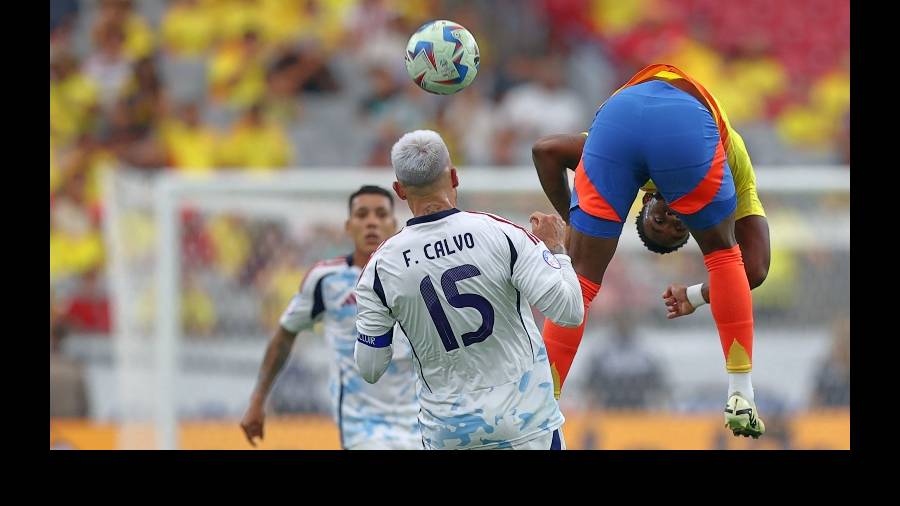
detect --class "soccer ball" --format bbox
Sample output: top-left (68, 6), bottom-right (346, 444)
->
top-left (405, 20), bottom-right (480, 95)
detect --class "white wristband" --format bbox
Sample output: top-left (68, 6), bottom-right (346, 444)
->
top-left (686, 284), bottom-right (707, 308)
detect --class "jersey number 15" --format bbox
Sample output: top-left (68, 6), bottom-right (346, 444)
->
top-left (419, 264), bottom-right (494, 352)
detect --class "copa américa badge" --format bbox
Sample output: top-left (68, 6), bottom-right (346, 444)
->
top-left (543, 250), bottom-right (561, 269)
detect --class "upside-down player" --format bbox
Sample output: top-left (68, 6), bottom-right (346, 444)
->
top-left (532, 64), bottom-right (769, 438)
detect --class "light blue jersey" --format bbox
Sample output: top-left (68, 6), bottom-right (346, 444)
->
top-left (356, 210), bottom-right (582, 449)
top-left (280, 255), bottom-right (421, 449)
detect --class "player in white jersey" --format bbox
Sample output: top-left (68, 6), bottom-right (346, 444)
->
top-left (354, 130), bottom-right (584, 450)
top-left (241, 186), bottom-right (421, 450)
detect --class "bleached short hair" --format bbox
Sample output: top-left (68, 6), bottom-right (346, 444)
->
top-left (390, 130), bottom-right (451, 187)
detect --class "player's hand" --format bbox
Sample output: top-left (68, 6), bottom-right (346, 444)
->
top-left (530, 212), bottom-right (566, 254)
top-left (662, 284), bottom-right (696, 319)
top-left (240, 400), bottom-right (266, 447)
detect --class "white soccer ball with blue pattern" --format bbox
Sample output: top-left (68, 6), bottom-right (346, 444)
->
top-left (405, 20), bottom-right (480, 95)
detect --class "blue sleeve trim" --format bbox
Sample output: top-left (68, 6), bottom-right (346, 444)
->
top-left (311, 275), bottom-right (327, 320)
top-left (357, 329), bottom-right (394, 348)
top-left (372, 261), bottom-right (389, 310)
top-left (504, 233), bottom-right (518, 276)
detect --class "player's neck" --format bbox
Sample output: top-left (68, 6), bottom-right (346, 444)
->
top-left (409, 195), bottom-right (456, 218)
top-left (351, 250), bottom-right (369, 268)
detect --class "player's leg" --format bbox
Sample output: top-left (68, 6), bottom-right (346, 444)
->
top-left (390, 433), bottom-right (426, 450)
top-left (344, 419), bottom-right (425, 450)
top-left (542, 92), bottom-right (648, 399)
top-left (690, 219), bottom-right (764, 438)
top-left (345, 439), bottom-right (392, 450)
top-left (550, 428), bottom-right (566, 450)
top-left (348, 438), bottom-right (423, 450)
top-left (504, 428), bottom-right (566, 450)
top-left (643, 81), bottom-right (763, 437)
top-left (543, 227), bottom-right (616, 398)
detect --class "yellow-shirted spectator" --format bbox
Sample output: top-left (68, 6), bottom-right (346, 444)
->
top-left (54, 136), bottom-right (117, 208)
top-left (121, 12), bottom-right (155, 60)
top-left (95, 0), bottom-right (156, 60)
top-left (208, 31), bottom-right (268, 108)
top-left (161, 0), bottom-right (217, 57)
top-left (714, 57), bottom-right (788, 126)
top-left (50, 176), bottom-right (105, 282)
top-left (161, 104), bottom-right (219, 172)
top-left (659, 39), bottom-right (725, 92)
top-left (776, 104), bottom-right (837, 148)
top-left (318, 0), bottom-right (364, 50)
top-left (209, 0), bottom-right (265, 45)
top-left (660, 42), bottom-right (773, 125)
top-left (259, 0), bottom-right (305, 47)
top-left (257, 0), bottom-right (355, 51)
top-left (50, 53), bottom-right (99, 145)
top-left (590, 0), bottom-right (655, 37)
top-left (810, 69), bottom-right (850, 121)
top-left (710, 78), bottom-right (763, 127)
top-left (387, 0), bottom-right (435, 27)
top-left (182, 279), bottom-right (217, 336)
top-left (51, 136), bottom-right (60, 195)
top-left (258, 259), bottom-right (305, 328)
top-left (207, 215), bottom-right (252, 278)
top-left (219, 104), bottom-right (293, 169)
top-left (50, 225), bottom-right (105, 282)
top-left (752, 209), bottom-right (805, 312)
top-left (730, 57), bottom-right (788, 101)
top-left (83, 154), bottom-right (116, 210)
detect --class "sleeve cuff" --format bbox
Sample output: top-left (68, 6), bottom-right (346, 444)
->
top-left (357, 329), bottom-right (394, 348)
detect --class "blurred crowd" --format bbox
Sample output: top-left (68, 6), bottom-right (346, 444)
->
top-left (49, 0), bottom-right (850, 339)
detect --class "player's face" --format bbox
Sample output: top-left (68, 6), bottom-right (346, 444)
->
top-left (347, 194), bottom-right (397, 255)
top-left (642, 193), bottom-right (690, 248)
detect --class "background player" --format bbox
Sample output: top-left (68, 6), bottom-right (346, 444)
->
top-left (240, 186), bottom-right (421, 450)
top-left (354, 130), bottom-right (583, 450)
top-left (532, 64), bottom-right (766, 438)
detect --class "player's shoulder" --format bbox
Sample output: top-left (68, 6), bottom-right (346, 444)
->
top-left (308, 255), bottom-right (351, 272)
top-left (462, 210), bottom-right (515, 228)
top-left (300, 255), bottom-right (351, 290)
top-left (463, 210), bottom-right (539, 245)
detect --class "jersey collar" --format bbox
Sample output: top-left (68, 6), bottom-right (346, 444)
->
top-left (406, 208), bottom-right (460, 226)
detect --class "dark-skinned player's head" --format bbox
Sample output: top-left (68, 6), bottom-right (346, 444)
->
top-left (635, 192), bottom-right (690, 254)
top-left (346, 185), bottom-right (397, 257)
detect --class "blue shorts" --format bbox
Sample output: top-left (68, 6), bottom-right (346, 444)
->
top-left (570, 80), bottom-right (736, 238)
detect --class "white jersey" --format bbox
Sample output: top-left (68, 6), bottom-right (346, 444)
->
top-left (280, 254), bottom-right (421, 450)
top-left (355, 209), bottom-right (583, 450)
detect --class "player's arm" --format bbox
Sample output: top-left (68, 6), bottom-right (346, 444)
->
top-left (663, 215), bottom-right (771, 318)
top-left (532, 133), bottom-right (587, 223)
top-left (240, 270), bottom-right (323, 446)
top-left (735, 215), bottom-right (771, 289)
top-left (510, 212), bottom-right (584, 328)
top-left (354, 259), bottom-right (397, 384)
top-left (725, 125), bottom-right (770, 290)
top-left (240, 325), bottom-right (297, 446)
